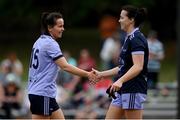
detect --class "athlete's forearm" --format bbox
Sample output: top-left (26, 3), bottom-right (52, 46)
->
top-left (55, 57), bottom-right (89, 77)
top-left (100, 67), bottom-right (119, 77)
top-left (63, 64), bottom-right (89, 77)
top-left (119, 64), bottom-right (142, 83)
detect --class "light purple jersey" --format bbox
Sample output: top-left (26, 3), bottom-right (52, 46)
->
top-left (27, 35), bottom-right (63, 98)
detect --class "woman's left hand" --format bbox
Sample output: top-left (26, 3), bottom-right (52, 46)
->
top-left (110, 79), bottom-right (123, 93)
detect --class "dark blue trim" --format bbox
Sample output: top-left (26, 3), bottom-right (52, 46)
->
top-left (53, 55), bottom-right (63, 61)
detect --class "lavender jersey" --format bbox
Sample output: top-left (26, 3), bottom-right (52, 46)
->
top-left (27, 35), bottom-right (63, 98)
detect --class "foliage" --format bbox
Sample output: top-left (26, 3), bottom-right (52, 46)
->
top-left (0, 0), bottom-right (156, 27)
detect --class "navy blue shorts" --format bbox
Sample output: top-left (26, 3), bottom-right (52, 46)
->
top-left (28, 94), bottom-right (59, 116)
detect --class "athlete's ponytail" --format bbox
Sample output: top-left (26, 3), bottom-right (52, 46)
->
top-left (41, 12), bottom-right (50, 35)
top-left (121, 5), bottom-right (147, 27)
top-left (136, 8), bottom-right (147, 26)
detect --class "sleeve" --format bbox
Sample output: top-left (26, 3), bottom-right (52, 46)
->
top-left (130, 37), bottom-right (145, 55)
top-left (46, 40), bottom-right (63, 61)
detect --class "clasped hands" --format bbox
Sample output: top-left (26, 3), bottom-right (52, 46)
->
top-left (87, 68), bottom-right (123, 99)
top-left (87, 68), bottom-right (102, 85)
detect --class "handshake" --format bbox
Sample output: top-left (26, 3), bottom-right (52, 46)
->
top-left (87, 68), bottom-right (101, 85)
top-left (87, 68), bottom-right (117, 99)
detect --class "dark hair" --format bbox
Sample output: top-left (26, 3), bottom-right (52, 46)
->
top-left (41, 12), bottom-right (63, 35)
top-left (122, 5), bottom-right (147, 27)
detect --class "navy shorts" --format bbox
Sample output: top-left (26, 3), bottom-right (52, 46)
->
top-left (28, 94), bottom-right (59, 116)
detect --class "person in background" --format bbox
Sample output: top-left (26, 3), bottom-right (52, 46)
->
top-left (78, 49), bottom-right (96, 92)
top-left (147, 30), bottom-right (164, 89)
top-left (78, 49), bottom-right (96, 72)
top-left (0, 52), bottom-right (23, 87)
top-left (98, 15), bottom-right (119, 70)
top-left (100, 31), bottom-right (121, 70)
top-left (0, 52), bottom-right (23, 77)
top-left (1, 73), bottom-right (23, 119)
top-left (69, 49), bottom-right (96, 108)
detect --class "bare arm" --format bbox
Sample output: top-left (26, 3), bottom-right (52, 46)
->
top-left (120, 54), bottom-right (144, 83)
top-left (98, 67), bottom-right (120, 77)
top-left (55, 57), bottom-right (90, 77)
top-left (92, 67), bottom-right (119, 84)
top-left (111, 54), bottom-right (144, 92)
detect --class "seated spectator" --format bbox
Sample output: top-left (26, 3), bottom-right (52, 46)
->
top-left (78, 49), bottom-right (96, 71)
top-left (1, 73), bottom-right (23, 118)
top-left (67, 49), bottom-right (96, 108)
top-left (0, 63), bottom-right (10, 85)
top-left (0, 51), bottom-right (23, 77)
top-left (78, 49), bottom-right (96, 92)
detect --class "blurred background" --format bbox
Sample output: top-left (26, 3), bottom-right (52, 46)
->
top-left (0, 0), bottom-right (178, 119)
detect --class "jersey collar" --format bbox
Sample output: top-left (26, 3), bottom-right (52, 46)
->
top-left (127, 27), bottom-right (139, 36)
top-left (41, 34), bottom-right (54, 40)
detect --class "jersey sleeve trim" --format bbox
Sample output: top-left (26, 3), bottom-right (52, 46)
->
top-left (131, 51), bottom-right (144, 55)
top-left (53, 54), bottom-right (63, 61)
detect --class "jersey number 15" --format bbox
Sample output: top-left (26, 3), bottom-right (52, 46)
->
top-left (30, 48), bottom-right (39, 69)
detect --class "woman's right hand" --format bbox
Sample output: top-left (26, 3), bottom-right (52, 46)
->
top-left (92, 68), bottom-right (103, 82)
top-left (87, 71), bottom-right (97, 85)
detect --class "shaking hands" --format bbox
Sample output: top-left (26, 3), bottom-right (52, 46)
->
top-left (87, 68), bottom-right (103, 85)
